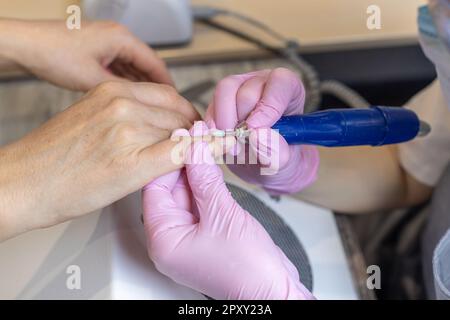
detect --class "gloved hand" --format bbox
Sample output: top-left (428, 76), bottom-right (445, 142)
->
top-left (142, 122), bottom-right (314, 300)
top-left (205, 68), bottom-right (319, 195)
top-left (422, 1), bottom-right (450, 107)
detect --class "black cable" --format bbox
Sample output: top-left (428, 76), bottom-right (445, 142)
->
top-left (195, 17), bottom-right (322, 111)
top-left (196, 18), bottom-right (282, 56)
top-left (193, 6), bottom-right (371, 109)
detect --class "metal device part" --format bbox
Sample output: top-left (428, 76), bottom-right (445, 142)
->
top-left (419, 120), bottom-right (432, 137)
top-left (83, 0), bottom-right (192, 47)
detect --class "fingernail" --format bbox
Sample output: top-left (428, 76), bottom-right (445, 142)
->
top-left (171, 128), bottom-right (190, 140)
top-left (189, 120), bottom-right (209, 137)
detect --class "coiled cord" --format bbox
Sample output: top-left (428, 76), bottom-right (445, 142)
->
top-left (192, 5), bottom-right (371, 110)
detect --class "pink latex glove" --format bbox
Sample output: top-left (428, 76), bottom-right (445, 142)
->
top-left (205, 68), bottom-right (319, 195)
top-left (142, 122), bottom-right (314, 300)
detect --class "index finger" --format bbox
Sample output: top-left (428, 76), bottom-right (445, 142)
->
top-left (246, 68), bottom-right (305, 129)
top-left (124, 36), bottom-right (174, 86)
top-left (210, 70), bottom-right (270, 130)
top-left (128, 82), bottom-right (200, 122)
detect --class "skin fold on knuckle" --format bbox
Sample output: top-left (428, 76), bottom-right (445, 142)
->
top-left (107, 123), bottom-right (144, 168)
top-left (148, 53), bottom-right (169, 72)
top-left (160, 84), bottom-right (179, 102)
top-left (102, 20), bottom-right (129, 36)
top-left (213, 77), bottom-right (239, 105)
top-left (237, 84), bottom-right (260, 108)
top-left (93, 81), bottom-right (124, 98)
top-left (255, 100), bottom-right (283, 121)
top-left (173, 112), bottom-right (193, 129)
top-left (160, 85), bottom-right (198, 122)
top-left (216, 75), bottom-right (241, 92)
top-left (179, 100), bottom-right (200, 123)
top-left (151, 127), bottom-right (171, 142)
top-left (272, 67), bottom-right (297, 81)
top-left (149, 107), bottom-right (190, 131)
top-left (272, 67), bottom-right (305, 103)
top-left (107, 97), bottom-right (134, 119)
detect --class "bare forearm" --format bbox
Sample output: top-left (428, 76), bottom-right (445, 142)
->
top-left (0, 19), bottom-right (32, 74)
top-left (0, 19), bottom-right (23, 72)
top-left (0, 58), bottom-right (23, 74)
top-left (297, 145), bottom-right (432, 213)
top-left (0, 144), bottom-right (36, 241)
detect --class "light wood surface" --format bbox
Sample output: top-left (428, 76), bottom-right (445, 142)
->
top-left (161, 0), bottom-right (426, 63)
top-left (0, 0), bottom-right (79, 20)
top-left (0, 0), bottom-right (426, 63)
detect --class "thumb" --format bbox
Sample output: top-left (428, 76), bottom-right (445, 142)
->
top-left (80, 61), bottom-right (126, 91)
top-left (142, 170), bottom-right (196, 238)
top-left (246, 68), bottom-right (305, 129)
top-left (185, 123), bottom-right (237, 224)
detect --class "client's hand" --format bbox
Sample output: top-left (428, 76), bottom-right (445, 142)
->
top-left (206, 68), bottom-right (319, 195)
top-left (142, 122), bottom-right (314, 300)
top-left (0, 19), bottom-right (172, 91)
top-left (0, 81), bottom-right (198, 241)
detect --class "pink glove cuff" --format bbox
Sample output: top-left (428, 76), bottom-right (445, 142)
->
top-left (287, 281), bottom-right (316, 300)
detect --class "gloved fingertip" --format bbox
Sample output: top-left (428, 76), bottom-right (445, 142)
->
top-left (205, 118), bottom-right (216, 129)
top-left (189, 120), bottom-right (209, 137)
top-left (191, 138), bottom-right (216, 165)
top-left (245, 115), bottom-right (263, 130)
top-left (142, 170), bottom-right (181, 192)
top-left (245, 100), bottom-right (283, 129)
top-left (248, 128), bottom-right (290, 169)
top-left (277, 136), bottom-right (290, 169)
top-left (204, 108), bottom-right (217, 129)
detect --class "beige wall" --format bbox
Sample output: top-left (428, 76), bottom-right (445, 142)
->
top-left (0, 0), bottom-right (80, 20)
top-left (0, 0), bottom-right (428, 62)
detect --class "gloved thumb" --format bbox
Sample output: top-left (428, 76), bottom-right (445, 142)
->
top-left (245, 68), bottom-right (305, 129)
top-left (142, 170), bottom-right (196, 236)
top-left (185, 122), bottom-right (236, 223)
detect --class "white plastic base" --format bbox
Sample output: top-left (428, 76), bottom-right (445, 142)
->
top-left (0, 169), bottom-right (357, 300)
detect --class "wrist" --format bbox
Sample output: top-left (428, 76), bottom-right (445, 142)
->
top-left (0, 19), bottom-right (39, 72)
top-left (0, 144), bottom-right (44, 241)
top-left (0, 147), bottom-right (20, 241)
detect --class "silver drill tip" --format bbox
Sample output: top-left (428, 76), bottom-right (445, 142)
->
top-left (210, 129), bottom-right (249, 138)
top-left (418, 121), bottom-right (431, 137)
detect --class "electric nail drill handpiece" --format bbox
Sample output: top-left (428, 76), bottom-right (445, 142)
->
top-left (225, 106), bottom-right (431, 147)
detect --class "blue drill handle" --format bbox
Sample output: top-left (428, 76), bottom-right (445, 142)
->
top-left (272, 106), bottom-right (420, 147)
